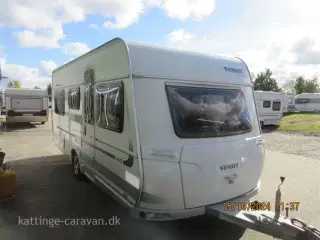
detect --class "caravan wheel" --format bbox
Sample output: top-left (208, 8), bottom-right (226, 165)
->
top-left (72, 152), bottom-right (84, 181)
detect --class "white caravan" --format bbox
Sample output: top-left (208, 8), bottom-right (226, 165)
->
top-left (282, 92), bottom-right (295, 113)
top-left (5, 88), bottom-right (49, 124)
top-left (254, 91), bottom-right (283, 126)
top-left (52, 38), bottom-right (265, 221)
top-left (294, 93), bottom-right (320, 112)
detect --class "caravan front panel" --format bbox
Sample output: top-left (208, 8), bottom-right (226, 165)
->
top-left (134, 78), bottom-right (264, 210)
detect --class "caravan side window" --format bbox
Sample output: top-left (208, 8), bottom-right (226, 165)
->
top-left (272, 101), bottom-right (281, 111)
top-left (295, 98), bottom-right (311, 104)
top-left (54, 89), bottom-right (65, 115)
top-left (68, 87), bottom-right (80, 110)
top-left (263, 101), bottom-right (271, 108)
top-left (95, 82), bottom-right (124, 133)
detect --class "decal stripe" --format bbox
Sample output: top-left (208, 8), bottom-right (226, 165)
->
top-left (83, 139), bottom-right (134, 168)
top-left (56, 125), bottom-right (134, 167)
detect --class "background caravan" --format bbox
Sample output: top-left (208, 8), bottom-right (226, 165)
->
top-left (294, 93), bottom-right (320, 112)
top-left (52, 38), bottom-right (265, 221)
top-left (254, 91), bottom-right (283, 126)
top-left (5, 88), bottom-right (49, 124)
top-left (282, 92), bottom-right (295, 113)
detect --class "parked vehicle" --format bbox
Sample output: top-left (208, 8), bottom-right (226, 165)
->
top-left (282, 92), bottom-right (295, 113)
top-left (52, 37), bottom-right (265, 221)
top-left (254, 91), bottom-right (283, 126)
top-left (294, 93), bottom-right (320, 112)
top-left (5, 88), bottom-right (49, 124)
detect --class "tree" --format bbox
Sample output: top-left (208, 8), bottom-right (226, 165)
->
top-left (253, 69), bottom-right (281, 92)
top-left (13, 80), bottom-right (22, 88)
top-left (294, 76), bottom-right (319, 94)
top-left (47, 83), bottom-right (52, 96)
top-left (304, 76), bottom-right (319, 93)
top-left (282, 79), bottom-right (296, 93)
top-left (250, 72), bottom-right (256, 81)
top-left (7, 81), bottom-right (13, 88)
top-left (294, 76), bottom-right (305, 94)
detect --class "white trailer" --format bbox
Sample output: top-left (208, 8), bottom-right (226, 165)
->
top-left (294, 93), bottom-right (320, 112)
top-left (254, 91), bottom-right (283, 126)
top-left (5, 88), bottom-right (49, 124)
top-left (282, 93), bottom-right (295, 113)
top-left (52, 38), bottom-right (319, 239)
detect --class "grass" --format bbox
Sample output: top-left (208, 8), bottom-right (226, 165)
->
top-left (278, 112), bottom-right (320, 133)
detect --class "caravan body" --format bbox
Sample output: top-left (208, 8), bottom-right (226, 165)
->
top-left (52, 38), bottom-right (265, 221)
top-left (254, 91), bottom-right (283, 126)
top-left (282, 93), bottom-right (295, 113)
top-left (5, 88), bottom-right (49, 124)
top-left (294, 93), bottom-right (320, 112)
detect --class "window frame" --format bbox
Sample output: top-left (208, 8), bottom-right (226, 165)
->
top-left (95, 81), bottom-right (124, 133)
top-left (68, 87), bottom-right (80, 110)
top-left (272, 101), bottom-right (281, 111)
top-left (263, 101), bottom-right (271, 108)
top-left (54, 89), bottom-right (65, 116)
top-left (165, 84), bottom-right (253, 139)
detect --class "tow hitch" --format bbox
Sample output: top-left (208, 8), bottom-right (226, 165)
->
top-left (206, 177), bottom-right (320, 239)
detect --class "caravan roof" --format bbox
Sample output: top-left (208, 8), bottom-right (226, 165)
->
top-left (254, 91), bottom-right (283, 99)
top-left (254, 91), bottom-right (283, 94)
top-left (5, 88), bottom-right (48, 97)
top-left (295, 93), bottom-right (320, 99)
top-left (53, 38), bottom-right (252, 88)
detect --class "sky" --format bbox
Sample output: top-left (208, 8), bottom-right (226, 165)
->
top-left (1, 0), bottom-right (320, 89)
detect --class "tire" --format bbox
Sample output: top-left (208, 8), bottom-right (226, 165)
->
top-left (41, 122), bottom-right (45, 124)
top-left (72, 153), bottom-right (84, 181)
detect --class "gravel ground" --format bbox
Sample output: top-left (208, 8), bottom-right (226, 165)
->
top-left (262, 128), bottom-right (320, 160)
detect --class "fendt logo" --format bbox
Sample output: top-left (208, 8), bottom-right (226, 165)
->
top-left (224, 67), bottom-right (243, 74)
top-left (220, 163), bottom-right (240, 171)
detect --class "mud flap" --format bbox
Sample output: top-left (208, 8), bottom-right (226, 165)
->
top-left (206, 201), bottom-right (320, 240)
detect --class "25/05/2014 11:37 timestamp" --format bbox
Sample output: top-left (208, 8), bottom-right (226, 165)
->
top-left (223, 201), bottom-right (300, 211)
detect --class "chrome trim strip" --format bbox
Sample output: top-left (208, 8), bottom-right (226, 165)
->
top-left (122, 38), bottom-right (144, 208)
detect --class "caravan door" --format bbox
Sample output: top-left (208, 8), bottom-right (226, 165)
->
top-left (80, 69), bottom-right (96, 180)
top-left (93, 80), bottom-right (141, 207)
